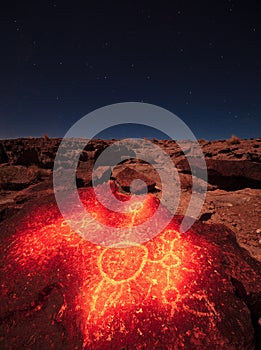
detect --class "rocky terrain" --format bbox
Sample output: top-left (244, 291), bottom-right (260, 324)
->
top-left (0, 136), bottom-right (261, 349)
top-left (0, 136), bottom-right (260, 261)
top-left (0, 182), bottom-right (260, 349)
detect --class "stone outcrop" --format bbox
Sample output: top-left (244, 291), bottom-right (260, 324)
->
top-left (0, 137), bottom-right (261, 348)
top-left (0, 185), bottom-right (260, 349)
top-left (0, 137), bottom-right (260, 262)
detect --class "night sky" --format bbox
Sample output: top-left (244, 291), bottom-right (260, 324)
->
top-left (0, 0), bottom-right (260, 140)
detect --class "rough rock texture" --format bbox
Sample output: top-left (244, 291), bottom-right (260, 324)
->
top-left (113, 166), bottom-right (157, 193)
top-left (0, 165), bottom-right (41, 191)
top-left (0, 136), bottom-right (261, 348)
top-left (0, 137), bottom-right (260, 260)
top-left (176, 158), bottom-right (261, 190)
top-left (0, 185), bottom-right (260, 349)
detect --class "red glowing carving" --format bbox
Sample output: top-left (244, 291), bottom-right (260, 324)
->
top-left (1, 185), bottom-right (233, 349)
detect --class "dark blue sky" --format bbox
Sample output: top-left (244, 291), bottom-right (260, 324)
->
top-left (0, 0), bottom-right (260, 140)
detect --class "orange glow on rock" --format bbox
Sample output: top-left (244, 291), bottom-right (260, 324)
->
top-left (0, 185), bottom-right (243, 349)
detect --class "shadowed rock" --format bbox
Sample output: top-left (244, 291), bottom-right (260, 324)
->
top-left (115, 166), bottom-right (156, 193)
top-left (0, 143), bottom-right (8, 164)
top-left (0, 165), bottom-right (40, 191)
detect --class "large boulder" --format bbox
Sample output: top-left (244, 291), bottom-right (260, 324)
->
top-left (0, 165), bottom-right (40, 191)
top-left (206, 159), bottom-right (261, 190)
top-left (177, 158), bottom-right (261, 190)
top-left (113, 166), bottom-right (156, 193)
top-left (0, 185), bottom-right (260, 349)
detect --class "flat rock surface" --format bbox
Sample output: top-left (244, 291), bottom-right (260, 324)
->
top-left (0, 185), bottom-right (260, 349)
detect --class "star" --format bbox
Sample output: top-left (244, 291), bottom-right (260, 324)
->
top-left (102, 41), bottom-right (110, 49)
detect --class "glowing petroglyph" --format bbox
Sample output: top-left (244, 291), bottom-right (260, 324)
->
top-left (80, 226), bottom-right (220, 334)
top-left (2, 185), bottom-right (225, 349)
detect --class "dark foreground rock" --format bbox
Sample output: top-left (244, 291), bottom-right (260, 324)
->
top-left (0, 185), bottom-right (260, 349)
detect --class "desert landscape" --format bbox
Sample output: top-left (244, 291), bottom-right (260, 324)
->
top-left (1, 136), bottom-right (260, 259)
top-left (0, 137), bottom-right (260, 349)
